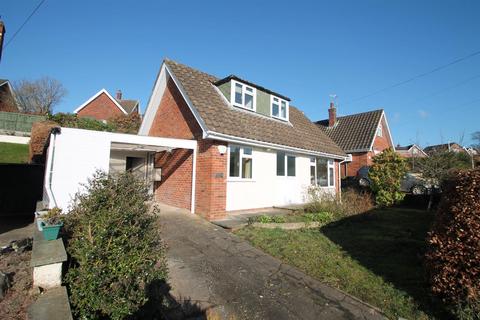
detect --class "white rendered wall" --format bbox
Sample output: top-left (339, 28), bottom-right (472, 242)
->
top-left (49, 128), bottom-right (111, 211)
top-left (226, 146), bottom-right (336, 211)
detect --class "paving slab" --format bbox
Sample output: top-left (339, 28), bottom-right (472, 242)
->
top-left (157, 203), bottom-right (386, 320)
top-left (27, 286), bottom-right (73, 320)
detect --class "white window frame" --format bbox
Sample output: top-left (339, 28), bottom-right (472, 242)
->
top-left (276, 152), bottom-right (296, 177)
top-left (377, 124), bottom-right (383, 137)
top-left (230, 80), bottom-right (257, 111)
top-left (227, 144), bottom-right (254, 180)
top-left (270, 95), bottom-right (289, 121)
top-left (310, 157), bottom-right (335, 188)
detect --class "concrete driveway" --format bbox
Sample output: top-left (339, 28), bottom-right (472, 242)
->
top-left (157, 204), bottom-right (385, 320)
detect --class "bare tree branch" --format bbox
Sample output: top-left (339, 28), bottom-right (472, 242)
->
top-left (13, 77), bottom-right (67, 114)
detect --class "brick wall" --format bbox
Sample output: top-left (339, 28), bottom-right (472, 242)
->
top-left (154, 149), bottom-right (193, 210)
top-left (148, 77), bottom-right (227, 219)
top-left (372, 116), bottom-right (393, 152)
top-left (195, 139), bottom-right (227, 219)
top-left (344, 152), bottom-right (370, 177)
top-left (77, 92), bottom-right (124, 121)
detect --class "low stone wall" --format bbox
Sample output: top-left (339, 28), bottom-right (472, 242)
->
top-left (28, 216), bottom-right (72, 320)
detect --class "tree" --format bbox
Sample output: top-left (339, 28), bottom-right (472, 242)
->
top-left (473, 131), bottom-right (480, 148)
top-left (14, 77), bottom-right (67, 114)
top-left (417, 151), bottom-right (471, 210)
top-left (368, 148), bottom-right (407, 207)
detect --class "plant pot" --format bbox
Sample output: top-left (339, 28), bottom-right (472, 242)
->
top-left (41, 222), bottom-right (63, 241)
top-left (35, 211), bottom-right (48, 231)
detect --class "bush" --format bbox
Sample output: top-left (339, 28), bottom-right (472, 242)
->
top-left (110, 113), bottom-right (142, 134)
top-left (425, 168), bottom-right (480, 317)
top-left (64, 171), bottom-right (167, 320)
top-left (368, 148), bottom-right (407, 207)
top-left (305, 187), bottom-right (374, 218)
top-left (48, 113), bottom-right (115, 131)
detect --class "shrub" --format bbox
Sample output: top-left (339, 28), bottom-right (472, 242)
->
top-left (110, 113), bottom-right (142, 134)
top-left (368, 148), bottom-right (407, 207)
top-left (425, 168), bottom-right (480, 316)
top-left (305, 187), bottom-right (374, 218)
top-left (48, 113), bottom-right (115, 132)
top-left (64, 171), bottom-right (167, 320)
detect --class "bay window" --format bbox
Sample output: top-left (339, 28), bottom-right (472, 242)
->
top-left (310, 157), bottom-right (335, 187)
top-left (229, 145), bottom-right (253, 179)
top-left (232, 81), bottom-right (256, 111)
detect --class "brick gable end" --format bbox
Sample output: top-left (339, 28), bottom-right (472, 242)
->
top-left (77, 92), bottom-right (124, 121)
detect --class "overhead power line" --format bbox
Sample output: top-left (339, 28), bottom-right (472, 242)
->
top-left (4, 0), bottom-right (46, 49)
top-left (344, 49), bottom-right (480, 105)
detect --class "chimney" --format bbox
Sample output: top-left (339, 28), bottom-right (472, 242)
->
top-left (116, 90), bottom-right (122, 100)
top-left (0, 20), bottom-right (5, 63)
top-left (328, 102), bottom-right (336, 127)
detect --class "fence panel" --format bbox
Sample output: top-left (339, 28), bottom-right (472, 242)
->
top-left (0, 111), bottom-right (46, 133)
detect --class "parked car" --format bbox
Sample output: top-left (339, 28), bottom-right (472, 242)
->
top-left (355, 166), bottom-right (435, 195)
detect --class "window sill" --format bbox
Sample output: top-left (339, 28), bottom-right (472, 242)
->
top-left (227, 178), bottom-right (256, 182)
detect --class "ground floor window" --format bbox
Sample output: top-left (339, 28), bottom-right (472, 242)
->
top-left (229, 145), bottom-right (253, 179)
top-left (310, 157), bottom-right (335, 187)
top-left (277, 152), bottom-right (296, 177)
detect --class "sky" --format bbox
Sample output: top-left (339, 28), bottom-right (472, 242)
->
top-left (1, 0), bottom-right (479, 147)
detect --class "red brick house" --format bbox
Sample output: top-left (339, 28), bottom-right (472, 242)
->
top-left (74, 89), bottom-right (139, 122)
top-left (0, 79), bottom-right (18, 112)
top-left (423, 142), bottom-right (466, 155)
top-left (316, 105), bottom-right (395, 178)
top-left (139, 59), bottom-right (346, 220)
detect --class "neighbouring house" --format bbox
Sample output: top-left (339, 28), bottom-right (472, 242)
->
top-left (74, 89), bottom-right (139, 122)
top-left (0, 79), bottom-right (18, 112)
top-left (138, 59), bottom-right (346, 220)
top-left (395, 144), bottom-right (428, 158)
top-left (424, 142), bottom-right (466, 155)
top-left (315, 105), bottom-right (395, 178)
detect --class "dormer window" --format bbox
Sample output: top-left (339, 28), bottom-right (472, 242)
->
top-left (271, 96), bottom-right (288, 121)
top-left (231, 80), bottom-right (256, 111)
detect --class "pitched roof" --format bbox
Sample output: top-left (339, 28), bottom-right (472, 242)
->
top-left (316, 109), bottom-right (384, 153)
top-left (0, 79), bottom-right (8, 86)
top-left (161, 59), bottom-right (345, 157)
top-left (424, 143), bottom-right (464, 153)
top-left (116, 99), bottom-right (139, 114)
top-left (395, 144), bottom-right (413, 151)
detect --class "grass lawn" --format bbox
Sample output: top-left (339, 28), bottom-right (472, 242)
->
top-left (236, 208), bottom-right (450, 320)
top-left (0, 142), bottom-right (29, 163)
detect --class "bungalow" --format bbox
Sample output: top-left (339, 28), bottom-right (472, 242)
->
top-left (315, 105), bottom-right (394, 178)
top-left (424, 142), bottom-right (466, 155)
top-left (139, 59), bottom-right (346, 220)
top-left (395, 144), bottom-right (428, 158)
top-left (74, 89), bottom-right (139, 122)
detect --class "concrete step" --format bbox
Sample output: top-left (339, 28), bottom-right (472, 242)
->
top-left (27, 286), bottom-right (73, 320)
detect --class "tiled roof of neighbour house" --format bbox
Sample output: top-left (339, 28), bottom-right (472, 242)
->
top-left (163, 59), bottom-right (346, 157)
top-left (116, 99), bottom-right (139, 114)
top-left (0, 79), bottom-right (8, 86)
top-left (315, 109), bottom-right (384, 153)
top-left (424, 143), bottom-right (463, 153)
top-left (396, 144), bottom-right (414, 151)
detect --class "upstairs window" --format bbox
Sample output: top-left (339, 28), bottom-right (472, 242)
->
top-left (229, 145), bottom-right (253, 179)
top-left (377, 124), bottom-right (383, 137)
top-left (271, 96), bottom-right (288, 120)
top-left (276, 152), bottom-right (296, 177)
top-left (231, 81), bottom-right (256, 111)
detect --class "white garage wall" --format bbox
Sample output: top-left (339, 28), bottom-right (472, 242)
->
top-left (226, 146), bottom-right (336, 211)
top-left (49, 128), bottom-right (111, 211)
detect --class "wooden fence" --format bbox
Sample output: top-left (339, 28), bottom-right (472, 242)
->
top-left (0, 111), bottom-right (45, 134)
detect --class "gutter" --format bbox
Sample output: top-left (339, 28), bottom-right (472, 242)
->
top-left (205, 130), bottom-right (347, 160)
